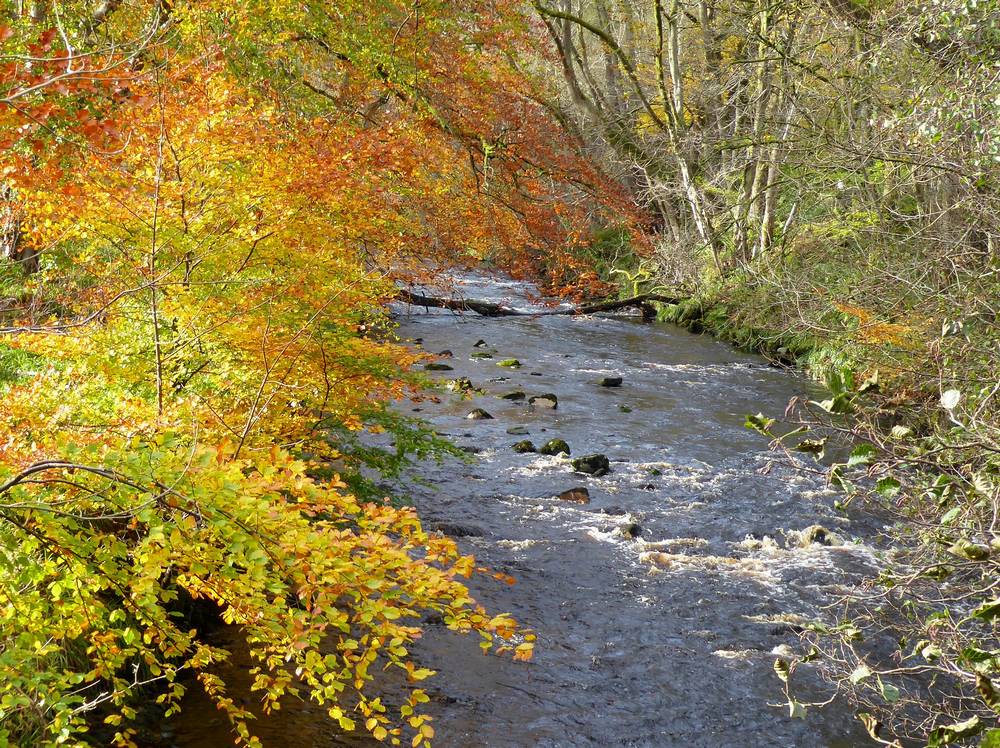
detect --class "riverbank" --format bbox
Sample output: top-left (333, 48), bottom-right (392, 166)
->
top-left (604, 260), bottom-right (1000, 746)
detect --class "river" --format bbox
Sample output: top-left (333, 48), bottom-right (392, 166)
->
top-left (167, 274), bottom-right (878, 747)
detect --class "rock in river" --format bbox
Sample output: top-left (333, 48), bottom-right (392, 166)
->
top-left (447, 377), bottom-right (475, 392)
top-left (497, 358), bottom-right (522, 368)
top-left (425, 362), bottom-right (454, 371)
top-left (572, 453), bottom-right (610, 476)
top-left (598, 376), bottom-right (623, 387)
top-left (506, 425), bottom-right (530, 435)
top-left (529, 393), bottom-right (558, 409)
top-left (473, 339), bottom-right (489, 348)
top-left (512, 440), bottom-right (536, 453)
top-left (500, 391), bottom-right (526, 401)
top-left (466, 408), bottom-right (494, 420)
top-left (558, 487), bottom-right (590, 503)
top-left (470, 351), bottom-right (494, 359)
top-left (540, 438), bottom-right (570, 456)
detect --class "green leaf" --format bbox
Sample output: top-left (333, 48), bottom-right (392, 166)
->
top-left (890, 424), bottom-right (912, 439)
top-left (794, 437), bottom-right (827, 460)
top-left (847, 443), bottom-right (877, 467)
top-left (981, 729), bottom-right (1000, 748)
top-left (877, 677), bottom-right (900, 703)
top-left (876, 476), bottom-right (901, 498)
top-left (773, 658), bottom-right (790, 683)
top-left (745, 412), bottom-right (775, 435)
top-left (927, 716), bottom-right (983, 747)
top-left (849, 663), bottom-right (873, 684)
top-left (972, 599), bottom-right (1000, 623)
top-left (948, 539), bottom-right (990, 561)
top-left (787, 699), bottom-right (807, 719)
top-left (940, 506), bottom-right (961, 525)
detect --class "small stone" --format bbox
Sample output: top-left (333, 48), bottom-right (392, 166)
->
top-left (602, 505), bottom-right (627, 515)
top-left (506, 425), bottom-right (530, 435)
top-left (558, 487), bottom-right (590, 503)
top-left (470, 351), bottom-right (494, 359)
top-left (438, 349), bottom-right (454, 358)
top-left (473, 339), bottom-right (489, 348)
top-left (529, 393), bottom-right (558, 410)
top-left (618, 404), bottom-right (633, 413)
top-left (424, 362), bottom-right (454, 371)
top-left (571, 453), bottom-right (610, 476)
top-left (458, 445), bottom-right (482, 454)
top-left (500, 391), bottom-right (526, 401)
top-left (497, 358), bottom-right (522, 368)
top-left (640, 483), bottom-right (656, 491)
top-left (466, 408), bottom-right (494, 420)
top-left (529, 372), bottom-right (543, 376)
top-left (598, 376), bottom-right (623, 387)
top-left (539, 438), bottom-right (570, 456)
top-left (512, 440), bottom-right (536, 453)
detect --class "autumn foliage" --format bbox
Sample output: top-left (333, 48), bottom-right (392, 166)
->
top-left (0, 2), bottom-right (622, 745)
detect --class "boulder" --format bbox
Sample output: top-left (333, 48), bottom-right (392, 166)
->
top-left (571, 453), bottom-right (610, 476)
top-left (529, 393), bottom-right (558, 410)
top-left (512, 440), bottom-right (536, 453)
top-left (500, 391), bottom-right (526, 401)
top-left (539, 438), bottom-right (570, 456)
top-left (598, 376), bottom-right (623, 387)
top-left (558, 487), bottom-right (590, 503)
top-left (466, 408), bottom-right (494, 420)
top-left (497, 358), bottom-right (522, 368)
top-left (424, 362), bottom-right (454, 371)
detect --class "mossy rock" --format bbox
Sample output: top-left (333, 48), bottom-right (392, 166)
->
top-left (512, 440), bottom-right (536, 453)
top-left (424, 362), bottom-right (454, 371)
top-left (497, 358), bottom-right (522, 368)
top-left (540, 438), bottom-right (570, 456)
top-left (571, 453), bottom-right (610, 476)
top-left (470, 351), bottom-right (494, 360)
top-left (529, 393), bottom-right (558, 409)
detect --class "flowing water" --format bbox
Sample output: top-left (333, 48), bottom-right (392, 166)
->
top-left (168, 275), bottom-right (879, 747)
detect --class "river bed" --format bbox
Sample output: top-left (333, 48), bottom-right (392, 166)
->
top-left (168, 274), bottom-right (878, 747)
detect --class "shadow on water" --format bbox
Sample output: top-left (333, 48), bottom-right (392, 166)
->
top-left (167, 274), bottom-right (879, 747)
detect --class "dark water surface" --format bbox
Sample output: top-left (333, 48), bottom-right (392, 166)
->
top-left (169, 275), bottom-right (878, 747)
